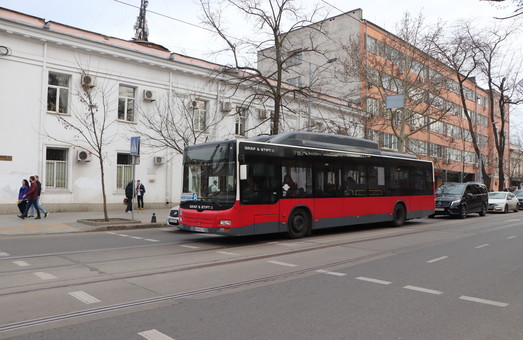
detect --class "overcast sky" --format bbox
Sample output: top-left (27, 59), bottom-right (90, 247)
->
top-left (2, 0), bottom-right (518, 61)
top-left (2, 0), bottom-right (522, 133)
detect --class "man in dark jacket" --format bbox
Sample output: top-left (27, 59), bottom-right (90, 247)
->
top-left (28, 175), bottom-right (49, 218)
top-left (18, 176), bottom-right (41, 219)
top-left (125, 181), bottom-right (134, 213)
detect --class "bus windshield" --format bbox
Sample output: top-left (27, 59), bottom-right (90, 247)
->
top-left (181, 142), bottom-right (236, 209)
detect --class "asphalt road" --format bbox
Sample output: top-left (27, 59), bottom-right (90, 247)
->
top-left (1, 213), bottom-right (522, 339)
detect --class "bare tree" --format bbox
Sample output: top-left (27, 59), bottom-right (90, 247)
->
top-left (428, 21), bottom-right (494, 188)
top-left (340, 13), bottom-right (449, 153)
top-left (199, 0), bottom-right (326, 135)
top-left (482, 0), bottom-right (523, 19)
top-left (47, 71), bottom-right (116, 221)
top-left (469, 23), bottom-right (522, 190)
top-left (136, 90), bottom-right (226, 155)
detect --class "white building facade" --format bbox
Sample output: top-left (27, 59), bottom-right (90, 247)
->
top-left (0, 8), bottom-right (361, 213)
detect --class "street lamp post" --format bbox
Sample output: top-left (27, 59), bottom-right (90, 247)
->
top-left (307, 57), bottom-right (337, 131)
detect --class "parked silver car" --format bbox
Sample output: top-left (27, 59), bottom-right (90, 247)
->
top-left (166, 206), bottom-right (180, 226)
top-left (488, 192), bottom-right (519, 213)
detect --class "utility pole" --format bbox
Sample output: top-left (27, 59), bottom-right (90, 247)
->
top-left (134, 0), bottom-right (149, 41)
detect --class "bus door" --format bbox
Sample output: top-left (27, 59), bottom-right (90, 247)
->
top-left (240, 157), bottom-right (281, 234)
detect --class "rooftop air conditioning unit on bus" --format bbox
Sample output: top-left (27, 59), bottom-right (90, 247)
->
top-left (81, 75), bottom-right (95, 87)
top-left (77, 150), bottom-right (92, 162)
top-left (143, 90), bottom-right (156, 102)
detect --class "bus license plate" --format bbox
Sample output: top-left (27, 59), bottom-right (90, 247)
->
top-left (193, 227), bottom-right (207, 232)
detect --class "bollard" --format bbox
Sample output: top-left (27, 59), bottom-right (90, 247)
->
top-left (151, 213), bottom-right (157, 223)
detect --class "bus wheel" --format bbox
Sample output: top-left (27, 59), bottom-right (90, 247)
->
top-left (288, 208), bottom-right (309, 239)
top-left (391, 204), bottom-right (406, 227)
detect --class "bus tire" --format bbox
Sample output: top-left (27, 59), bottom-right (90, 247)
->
top-left (287, 208), bottom-right (310, 239)
top-left (391, 203), bottom-right (406, 227)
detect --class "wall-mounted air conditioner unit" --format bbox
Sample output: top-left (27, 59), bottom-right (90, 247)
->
top-left (77, 150), bottom-right (92, 162)
top-left (143, 90), bottom-right (156, 101)
top-left (154, 156), bottom-right (164, 165)
top-left (81, 75), bottom-right (95, 87)
top-left (221, 101), bottom-right (232, 112)
top-left (188, 100), bottom-right (198, 109)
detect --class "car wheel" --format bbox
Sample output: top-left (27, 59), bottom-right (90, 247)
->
top-left (514, 204), bottom-right (519, 212)
top-left (504, 205), bottom-right (508, 213)
top-left (479, 203), bottom-right (487, 216)
top-left (458, 205), bottom-right (467, 219)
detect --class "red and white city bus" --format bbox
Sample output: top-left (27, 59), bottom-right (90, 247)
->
top-left (178, 132), bottom-right (434, 238)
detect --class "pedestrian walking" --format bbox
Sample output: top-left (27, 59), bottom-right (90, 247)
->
top-left (17, 179), bottom-right (30, 214)
top-left (18, 176), bottom-right (41, 219)
top-left (136, 180), bottom-right (146, 210)
top-left (125, 180), bottom-right (134, 213)
top-left (28, 175), bottom-right (49, 218)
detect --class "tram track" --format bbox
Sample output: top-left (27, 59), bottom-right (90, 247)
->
top-left (0, 215), bottom-right (520, 334)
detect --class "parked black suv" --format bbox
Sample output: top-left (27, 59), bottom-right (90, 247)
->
top-left (432, 182), bottom-right (488, 219)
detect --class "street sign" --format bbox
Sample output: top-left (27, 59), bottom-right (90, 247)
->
top-left (130, 136), bottom-right (140, 156)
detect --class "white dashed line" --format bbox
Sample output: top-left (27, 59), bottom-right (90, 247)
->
top-left (403, 285), bottom-right (443, 295)
top-left (107, 232), bottom-right (118, 235)
top-left (0, 251), bottom-right (10, 257)
top-left (130, 236), bottom-right (144, 240)
top-left (506, 219), bottom-right (521, 222)
top-left (13, 260), bottom-right (30, 267)
top-left (144, 239), bottom-right (160, 242)
top-left (475, 244), bottom-right (489, 249)
top-left (180, 245), bottom-right (200, 249)
top-left (68, 291), bottom-right (101, 304)
top-left (34, 272), bottom-right (57, 280)
top-left (316, 269), bottom-right (347, 276)
top-left (507, 236), bottom-right (517, 239)
top-left (459, 295), bottom-right (508, 307)
top-left (217, 251), bottom-right (240, 256)
top-left (138, 329), bottom-right (175, 340)
top-left (267, 260), bottom-right (298, 267)
top-left (427, 256), bottom-right (448, 263)
top-left (117, 234), bottom-right (130, 237)
top-left (355, 276), bottom-right (392, 285)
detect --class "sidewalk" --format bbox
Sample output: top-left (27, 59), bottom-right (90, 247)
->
top-left (0, 208), bottom-right (172, 236)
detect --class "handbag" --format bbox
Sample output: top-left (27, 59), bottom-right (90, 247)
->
top-left (123, 198), bottom-right (129, 205)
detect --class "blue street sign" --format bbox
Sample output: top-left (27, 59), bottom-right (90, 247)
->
top-left (130, 136), bottom-right (140, 155)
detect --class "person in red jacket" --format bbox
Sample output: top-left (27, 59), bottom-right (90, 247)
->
top-left (18, 176), bottom-right (41, 219)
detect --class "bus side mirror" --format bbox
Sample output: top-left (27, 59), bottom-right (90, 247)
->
top-left (240, 164), bottom-right (248, 180)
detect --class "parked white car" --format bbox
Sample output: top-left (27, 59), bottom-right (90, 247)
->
top-left (166, 206), bottom-right (180, 226)
top-left (488, 192), bottom-right (519, 213)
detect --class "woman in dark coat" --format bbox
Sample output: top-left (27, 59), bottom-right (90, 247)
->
top-left (17, 179), bottom-right (30, 214)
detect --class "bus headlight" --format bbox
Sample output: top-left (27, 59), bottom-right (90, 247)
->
top-left (219, 220), bottom-right (232, 226)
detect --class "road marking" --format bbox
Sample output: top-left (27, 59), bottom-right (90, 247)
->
top-left (427, 256), bottom-right (448, 263)
top-left (68, 291), bottom-right (101, 304)
top-left (316, 269), bottom-right (347, 276)
top-left (0, 252), bottom-right (10, 257)
top-left (507, 235), bottom-right (517, 239)
top-left (459, 295), bottom-right (508, 307)
top-left (117, 234), bottom-right (130, 237)
top-left (107, 232), bottom-right (118, 234)
top-left (180, 244), bottom-right (200, 249)
top-left (131, 236), bottom-right (144, 240)
top-left (13, 260), bottom-right (30, 267)
top-left (138, 329), bottom-right (175, 340)
top-left (144, 239), bottom-right (160, 242)
top-left (355, 276), bottom-right (392, 285)
top-left (404, 285), bottom-right (443, 295)
top-left (475, 244), bottom-right (489, 249)
top-left (267, 260), bottom-right (298, 267)
top-left (506, 219), bottom-right (521, 222)
top-left (217, 251), bottom-right (240, 256)
top-left (34, 272), bottom-right (57, 280)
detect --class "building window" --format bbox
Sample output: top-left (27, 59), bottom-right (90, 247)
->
top-left (118, 85), bottom-right (135, 122)
top-left (383, 133), bottom-right (398, 151)
top-left (286, 51), bottom-right (302, 67)
top-left (47, 72), bottom-right (70, 114)
top-left (366, 35), bottom-right (378, 55)
top-left (235, 107), bottom-right (247, 136)
top-left (45, 148), bottom-right (68, 189)
top-left (193, 99), bottom-right (207, 131)
top-left (287, 77), bottom-right (301, 87)
top-left (116, 153), bottom-right (133, 190)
